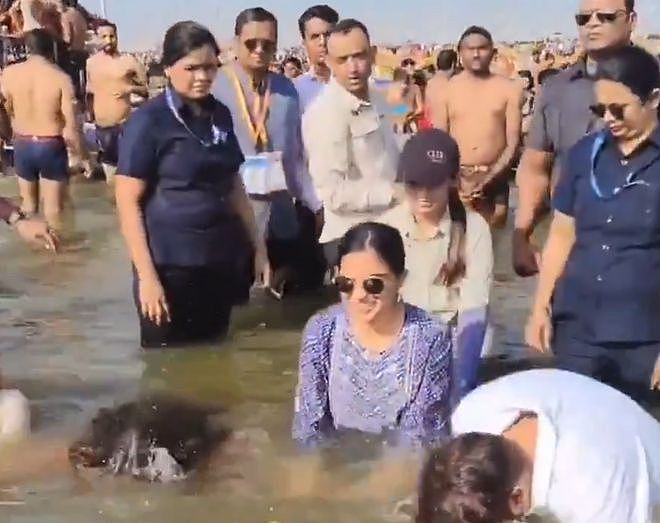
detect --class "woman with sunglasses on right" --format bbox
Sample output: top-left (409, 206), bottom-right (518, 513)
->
top-left (526, 45), bottom-right (660, 403)
top-left (293, 222), bottom-right (453, 448)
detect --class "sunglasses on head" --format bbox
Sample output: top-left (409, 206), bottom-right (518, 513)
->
top-left (243, 38), bottom-right (276, 53)
top-left (575, 10), bottom-right (627, 26)
top-left (589, 102), bottom-right (628, 120)
top-left (334, 275), bottom-right (386, 296)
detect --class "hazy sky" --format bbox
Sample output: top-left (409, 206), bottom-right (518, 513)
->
top-left (80, 0), bottom-right (660, 50)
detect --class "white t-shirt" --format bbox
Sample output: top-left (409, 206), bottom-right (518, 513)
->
top-left (452, 369), bottom-right (660, 523)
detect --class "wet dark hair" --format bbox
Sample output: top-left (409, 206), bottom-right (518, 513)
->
top-left (537, 67), bottom-right (559, 86)
top-left (68, 395), bottom-right (230, 482)
top-left (517, 69), bottom-right (534, 89)
top-left (234, 7), bottom-right (278, 37)
top-left (161, 21), bottom-right (220, 68)
top-left (625, 0), bottom-right (635, 12)
top-left (298, 4), bottom-right (339, 38)
top-left (436, 49), bottom-right (457, 72)
top-left (417, 433), bottom-right (522, 523)
top-left (337, 222), bottom-right (405, 276)
top-left (24, 29), bottom-right (56, 60)
top-left (596, 45), bottom-right (660, 103)
top-left (458, 26), bottom-right (493, 49)
top-left (329, 18), bottom-right (370, 43)
top-left (283, 56), bottom-right (302, 70)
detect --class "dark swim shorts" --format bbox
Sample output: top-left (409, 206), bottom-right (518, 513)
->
top-left (14, 136), bottom-right (69, 182)
top-left (95, 124), bottom-right (122, 166)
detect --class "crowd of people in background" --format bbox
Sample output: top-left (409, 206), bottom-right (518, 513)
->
top-left (0, 0), bottom-right (659, 521)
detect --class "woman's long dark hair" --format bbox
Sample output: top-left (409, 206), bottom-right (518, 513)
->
top-left (441, 187), bottom-right (467, 287)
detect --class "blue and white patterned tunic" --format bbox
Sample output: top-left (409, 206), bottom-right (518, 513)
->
top-left (293, 303), bottom-right (452, 448)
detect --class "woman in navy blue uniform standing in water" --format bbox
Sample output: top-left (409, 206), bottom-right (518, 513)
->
top-left (527, 45), bottom-right (660, 402)
top-left (116, 21), bottom-right (265, 348)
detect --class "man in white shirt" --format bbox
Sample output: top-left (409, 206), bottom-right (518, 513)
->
top-left (418, 369), bottom-right (660, 523)
top-left (302, 18), bottom-right (400, 268)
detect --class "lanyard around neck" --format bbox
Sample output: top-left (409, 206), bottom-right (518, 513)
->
top-left (165, 87), bottom-right (223, 148)
top-left (589, 131), bottom-right (652, 200)
top-left (225, 67), bottom-right (271, 148)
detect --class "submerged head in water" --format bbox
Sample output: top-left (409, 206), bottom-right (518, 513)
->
top-left (67, 396), bottom-right (231, 483)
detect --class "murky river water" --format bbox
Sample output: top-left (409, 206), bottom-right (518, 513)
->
top-left (0, 175), bottom-right (543, 523)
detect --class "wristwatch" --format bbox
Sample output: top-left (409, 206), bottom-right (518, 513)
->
top-left (7, 209), bottom-right (27, 226)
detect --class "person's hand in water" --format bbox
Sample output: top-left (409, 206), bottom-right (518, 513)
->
top-left (15, 218), bottom-right (59, 252)
top-left (525, 306), bottom-right (553, 354)
top-left (139, 275), bottom-right (170, 326)
top-left (513, 229), bottom-right (541, 277)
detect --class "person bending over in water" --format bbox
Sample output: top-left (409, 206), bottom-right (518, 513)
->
top-left (417, 369), bottom-right (660, 523)
top-left (0, 393), bottom-right (418, 506)
top-left (0, 395), bottom-right (232, 485)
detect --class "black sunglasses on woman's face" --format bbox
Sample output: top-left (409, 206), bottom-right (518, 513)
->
top-left (334, 276), bottom-right (386, 296)
top-left (590, 102), bottom-right (628, 120)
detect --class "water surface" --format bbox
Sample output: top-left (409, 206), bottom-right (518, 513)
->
top-left (0, 176), bottom-right (538, 523)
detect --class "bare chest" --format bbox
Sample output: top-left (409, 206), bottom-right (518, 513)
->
top-left (89, 57), bottom-right (135, 86)
top-left (447, 83), bottom-right (508, 122)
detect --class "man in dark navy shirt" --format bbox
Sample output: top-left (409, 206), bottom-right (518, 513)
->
top-left (514, 0), bottom-right (637, 276)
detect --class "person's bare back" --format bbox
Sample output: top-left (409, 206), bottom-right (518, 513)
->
top-left (86, 52), bottom-right (146, 127)
top-left (1, 55), bottom-right (73, 137)
top-left (443, 71), bottom-right (519, 167)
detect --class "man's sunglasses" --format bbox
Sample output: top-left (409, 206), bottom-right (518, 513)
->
top-left (401, 59), bottom-right (416, 67)
top-left (334, 276), bottom-right (385, 296)
top-left (589, 103), bottom-right (628, 120)
top-left (243, 39), bottom-right (277, 53)
top-left (575, 10), bottom-right (627, 26)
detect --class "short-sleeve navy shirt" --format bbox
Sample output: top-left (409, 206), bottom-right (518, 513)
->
top-left (552, 127), bottom-right (660, 343)
top-left (118, 90), bottom-right (246, 267)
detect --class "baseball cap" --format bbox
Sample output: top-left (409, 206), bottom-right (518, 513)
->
top-left (397, 129), bottom-right (460, 187)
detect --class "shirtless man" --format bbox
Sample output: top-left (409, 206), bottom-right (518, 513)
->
top-left (86, 22), bottom-right (147, 184)
top-left (426, 49), bottom-right (457, 130)
top-left (60, 0), bottom-right (87, 99)
top-left (1, 29), bottom-right (86, 230)
top-left (434, 26), bottom-right (522, 228)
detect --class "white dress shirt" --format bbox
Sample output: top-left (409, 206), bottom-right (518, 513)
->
top-left (303, 79), bottom-right (400, 243)
top-left (453, 369), bottom-right (660, 523)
